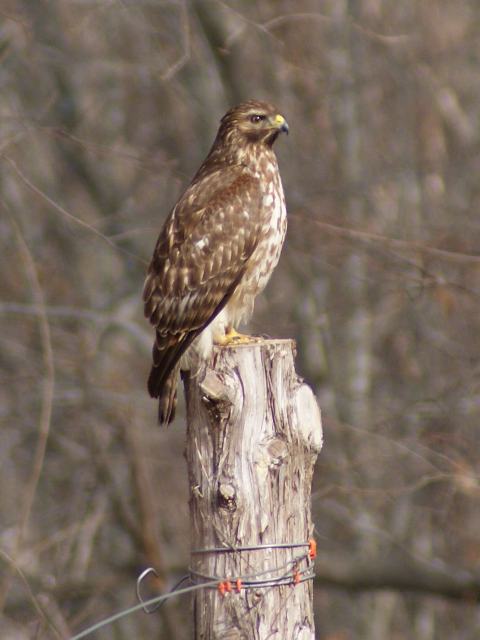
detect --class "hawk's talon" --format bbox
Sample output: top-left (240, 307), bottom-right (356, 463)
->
top-left (216, 328), bottom-right (259, 346)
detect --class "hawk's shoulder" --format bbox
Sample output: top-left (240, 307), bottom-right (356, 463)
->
top-left (143, 164), bottom-right (264, 332)
top-left (147, 165), bottom-right (262, 271)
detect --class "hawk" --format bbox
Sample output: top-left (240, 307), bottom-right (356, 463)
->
top-left (143, 100), bottom-right (289, 424)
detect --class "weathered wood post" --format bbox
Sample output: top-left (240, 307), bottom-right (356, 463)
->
top-left (183, 339), bottom-right (323, 639)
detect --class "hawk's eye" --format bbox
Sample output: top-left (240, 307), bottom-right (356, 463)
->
top-left (250, 114), bottom-right (266, 124)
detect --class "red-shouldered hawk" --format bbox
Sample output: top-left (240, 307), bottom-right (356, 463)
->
top-left (143, 100), bottom-right (289, 423)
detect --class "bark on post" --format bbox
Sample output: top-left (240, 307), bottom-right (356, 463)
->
top-left (183, 339), bottom-right (323, 639)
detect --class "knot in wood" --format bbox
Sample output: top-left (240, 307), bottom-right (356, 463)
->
top-left (266, 437), bottom-right (288, 467)
top-left (200, 370), bottom-right (233, 402)
top-left (200, 370), bottom-right (234, 423)
top-left (217, 482), bottom-right (237, 511)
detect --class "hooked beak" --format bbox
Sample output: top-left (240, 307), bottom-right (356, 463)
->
top-left (271, 113), bottom-right (289, 135)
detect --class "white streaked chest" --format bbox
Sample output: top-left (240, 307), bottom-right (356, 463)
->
top-left (238, 167), bottom-right (287, 300)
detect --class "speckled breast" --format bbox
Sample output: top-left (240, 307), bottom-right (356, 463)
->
top-left (230, 171), bottom-right (287, 324)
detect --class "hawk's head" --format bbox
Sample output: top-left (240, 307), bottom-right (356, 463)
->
top-left (218, 100), bottom-right (289, 149)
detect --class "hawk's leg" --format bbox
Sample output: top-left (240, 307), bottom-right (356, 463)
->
top-left (215, 327), bottom-right (260, 346)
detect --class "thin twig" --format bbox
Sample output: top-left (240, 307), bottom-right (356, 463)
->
top-left (0, 206), bottom-right (55, 618)
top-left (0, 550), bottom-right (63, 640)
top-left (1, 155), bottom-right (147, 266)
top-left (292, 211), bottom-right (480, 265)
top-left (0, 301), bottom-right (151, 351)
top-left (161, 0), bottom-right (190, 81)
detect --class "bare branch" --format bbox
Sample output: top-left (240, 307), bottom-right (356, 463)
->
top-left (0, 302), bottom-right (151, 351)
top-left (1, 156), bottom-right (147, 266)
top-left (315, 553), bottom-right (480, 603)
top-left (0, 209), bottom-right (56, 617)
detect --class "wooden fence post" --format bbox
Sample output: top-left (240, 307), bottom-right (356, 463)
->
top-left (183, 339), bottom-right (323, 639)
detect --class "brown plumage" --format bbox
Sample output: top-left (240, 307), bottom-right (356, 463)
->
top-left (143, 100), bottom-right (289, 424)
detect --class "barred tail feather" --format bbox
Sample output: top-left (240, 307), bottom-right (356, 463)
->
top-left (158, 368), bottom-right (178, 424)
top-left (148, 362), bottom-right (180, 425)
top-left (147, 328), bottom-right (204, 425)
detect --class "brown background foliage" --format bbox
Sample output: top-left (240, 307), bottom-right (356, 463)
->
top-left (1, 1), bottom-right (479, 638)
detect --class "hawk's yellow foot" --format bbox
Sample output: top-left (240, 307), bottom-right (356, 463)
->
top-left (216, 328), bottom-right (259, 346)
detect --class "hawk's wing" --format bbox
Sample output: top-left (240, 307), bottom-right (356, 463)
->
top-left (143, 166), bottom-right (264, 418)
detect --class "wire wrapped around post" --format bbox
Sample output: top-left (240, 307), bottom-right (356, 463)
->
top-left (190, 540), bottom-right (316, 591)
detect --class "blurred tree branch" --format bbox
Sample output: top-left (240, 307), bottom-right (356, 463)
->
top-left (0, 210), bottom-right (55, 615)
top-left (314, 553), bottom-right (480, 603)
top-left (0, 302), bottom-right (151, 351)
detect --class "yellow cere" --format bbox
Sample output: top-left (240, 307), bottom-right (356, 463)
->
top-left (274, 114), bottom-right (286, 126)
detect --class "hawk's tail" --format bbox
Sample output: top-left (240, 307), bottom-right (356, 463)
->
top-left (147, 329), bottom-right (202, 426)
top-left (148, 361), bottom-right (180, 425)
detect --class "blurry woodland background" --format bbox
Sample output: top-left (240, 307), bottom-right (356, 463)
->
top-left (1, 1), bottom-right (480, 638)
